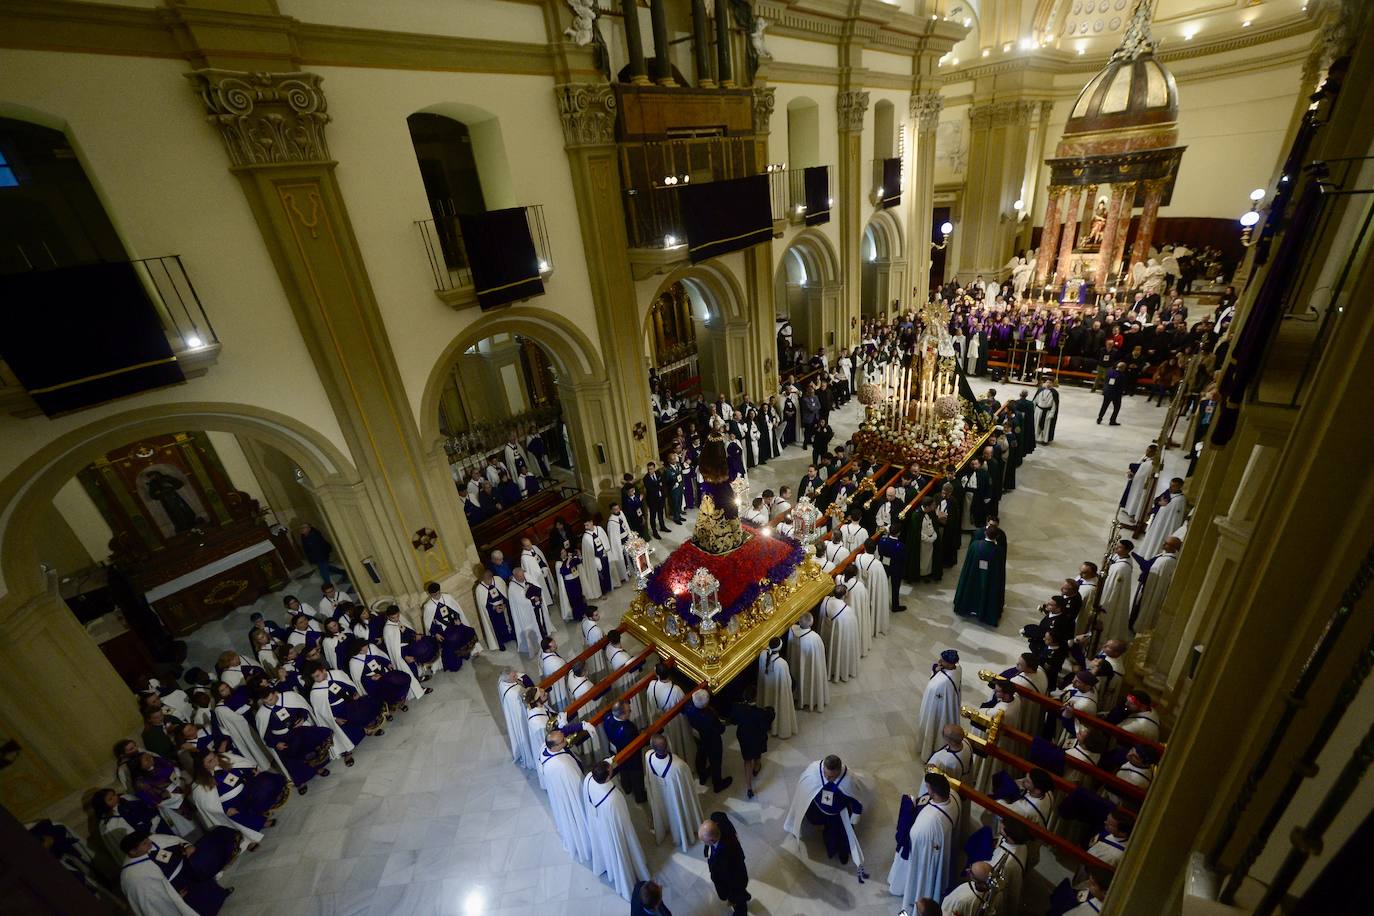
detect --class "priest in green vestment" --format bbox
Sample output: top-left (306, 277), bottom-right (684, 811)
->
top-left (953, 520), bottom-right (1007, 626)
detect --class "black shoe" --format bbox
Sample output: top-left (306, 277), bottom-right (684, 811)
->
top-left (1096, 418), bottom-right (1103, 424)
top-left (894, 605), bottom-right (908, 612)
top-left (699, 774), bottom-right (709, 786)
top-left (713, 777), bottom-right (734, 792)
top-left (1110, 421), bottom-right (1121, 426)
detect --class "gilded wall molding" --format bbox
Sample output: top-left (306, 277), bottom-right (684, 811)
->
top-left (837, 89), bottom-right (870, 132)
top-left (910, 91), bottom-right (943, 131)
top-left (187, 69), bottom-right (330, 167)
top-left (555, 83), bottom-right (617, 149)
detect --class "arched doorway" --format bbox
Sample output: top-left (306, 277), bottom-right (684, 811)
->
top-left (773, 230), bottom-right (841, 369)
top-left (645, 264), bottom-right (749, 411)
top-left (861, 210), bottom-right (906, 319)
top-left (0, 403), bottom-right (360, 817)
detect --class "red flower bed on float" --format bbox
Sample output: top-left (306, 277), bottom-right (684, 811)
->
top-left (645, 526), bottom-right (805, 625)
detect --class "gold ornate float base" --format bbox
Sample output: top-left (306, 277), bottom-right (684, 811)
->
top-left (619, 556), bottom-right (834, 690)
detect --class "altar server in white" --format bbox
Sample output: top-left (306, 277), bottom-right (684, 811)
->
top-left (1099, 541), bottom-right (1138, 642)
top-left (507, 567), bottom-right (548, 657)
top-left (580, 519), bottom-right (615, 600)
top-left (853, 550), bottom-right (891, 636)
top-left (888, 772), bottom-right (959, 912)
top-left (820, 584), bottom-right (861, 682)
top-left (498, 668), bottom-right (535, 769)
top-left (539, 730), bottom-right (593, 863)
top-left (788, 613), bottom-right (830, 711)
top-left (1133, 536), bottom-right (1181, 633)
top-left (1137, 478), bottom-right (1188, 559)
top-left (916, 650), bottom-right (962, 761)
top-left (643, 732), bottom-right (704, 851)
top-left (756, 638), bottom-right (797, 738)
top-left (646, 663), bottom-right (692, 755)
top-left (838, 513), bottom-right (869, 555)
top-left (583, 760), bottom-right (651, 900)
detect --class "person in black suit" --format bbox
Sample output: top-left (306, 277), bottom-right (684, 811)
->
top-left (682, 689), bottom-right (732, 793)
top-left (729, 688), bottom-right (775, 799)
top-left (643, 461), bottom-right (668, 536)
top-left (698, 811), bottom-right (750, 915)
top-left (630, 880), bottom-right (671, 915)
top-left (602, 700), bottom-right (647, 803)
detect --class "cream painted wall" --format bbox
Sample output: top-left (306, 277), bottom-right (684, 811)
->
top-left (866, 49), bottom-right (916, 76)
top-left (205, 431), bottom-right (266, 506)
top-left (0, 50), bottom-right (350, 494)
top-left (769, 83), bottom-right (842, 281)
top-left (277, 0), bottom-right (549, 44)
top-left (53, 478), bottom-right (113, 564)
top-left (33, 501), bottom-right (93, 580)
top-left (767, 36), bottom-right (839, 71)
top-left (309, 65), bottom-right (602, 425)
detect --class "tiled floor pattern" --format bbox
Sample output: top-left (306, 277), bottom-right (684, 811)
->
top-left (185, 384), bottom-right (1171, 916)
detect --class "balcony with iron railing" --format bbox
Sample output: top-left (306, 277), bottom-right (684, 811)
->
top-left (0, 254), bottom-right (220, 417)
top-left (787, 164), bottom-right (834, 226)
top-left (871, 157), bottom-right (902, 209)
top-left (415, 200), bottom-right (553, 309)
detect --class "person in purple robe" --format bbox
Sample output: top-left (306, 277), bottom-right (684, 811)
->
top-left (190, 750), bottom-right (288, 838)
top-left (305, 661), bottom-right (386, 747)
top-left (423, 587), bottom-right (478, 672)
top-left (343, 637), bottom-right (416, 710)
top-left (383, 604), bottom-right (439, 675)
top-left (559, 547), bottom-right (588, 621)
top-left (251, 684), bottom-right (333, 789)
top-left (726, 434), bottom-right (746, 481)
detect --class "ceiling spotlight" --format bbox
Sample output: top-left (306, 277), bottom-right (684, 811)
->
top-left (1250, 188), bottom-right (1266, 202)
top-left (1019, 38), bottom-right (1033, 51)
top-left (1003, 43), bottom-right (1012, 52)
top-left (665, 234), bottom-right (678, 247)
top-left (963, 17), bottom-right (972, 27)
top-left (828, 198), bottom-right (834, 206)
top-left (186, 335), bottom-right (204, 349)
top-left (538, 260), bottom-right (549, 272)
top-left (982, 49), bottom-right (990, 58)
top-left (796, 204), bottom-right (805, 214)
top-left (1013, 199), bottom-right (1024, 211)
top-left (950, 57), bottom-right (959, 65)
top-left (1242, 19), bottom-right (1253, 28)
top-left (1077, 47), bottom-right (1086, 55)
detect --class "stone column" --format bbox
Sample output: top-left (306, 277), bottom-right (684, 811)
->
top-left (1034, 186), bottom-right (1063, 289)
top-left (1110, 182), bottom-right (1136, 284)
top-left (648, 0), bottom-right (676, 86)
top-left (908, 91), bottom-right (943, 307)
top-left (691, 0), bottom-right (715, 88)
top-left (619, 0), bottom-right (651, 86)
top-left (555, 84), bottom-right (658, 501)
top-left (836, 89), bottom-right (869, 350)
top-left (188, 70), bottom-right (473, 602)
top-left (714, 0), bottom-right (733, 88)
top-left (1096, 183), bottom-right (1126, 285)
top-left (1130, 178), bottom-right (1166, 273)
top-left (958, 99), bottom-right (1039, 279)
top-left (1055, 186), bottom-right (1080, 285)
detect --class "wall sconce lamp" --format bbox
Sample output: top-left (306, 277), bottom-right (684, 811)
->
top-left (931, 221), bottom-right (954, 250)
top-left (1239, 188), bottom-right (1266, 247)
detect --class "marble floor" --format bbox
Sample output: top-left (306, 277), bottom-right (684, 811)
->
top-left (184, 382), bottom-right (1171, 916)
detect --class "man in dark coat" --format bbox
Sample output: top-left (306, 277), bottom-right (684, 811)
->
top-left (1098, 361), bottom-right (1127, 425)
top-left (683, 689), bottom-right (732, 793)
top-left (602, 700), bottom-right (647, 803)
top-left (953, 520), bottom-right (1008, 627)
top-left (298, 523), bottom-right (347, 586)
top-left (699, 811), bottom-right (750, 915)
top-left (643, 461), bottom-right (668, 536)
top-left (630, 880), bottom-right (672, 915)
top-left (729, 688), bottom-right (775, 799)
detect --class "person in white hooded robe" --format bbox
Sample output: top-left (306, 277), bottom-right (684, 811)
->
top-left (853, 550), bottom-right (891, 637)
top-left (916, 650), bottom-right (962, 761)
top-left (756, 638), bottom-right (797, 739)
top-left (498, 668), bottom-right (536, 769)
top-left (887, 772), bottom-right (960, 913)
top-left (603, 630), bottom-right (646, 724)
top-left (1118, 445), bottom-right (1159, 526)
top-left (580, 520), bottom-right (616, 600)
top-left (506, 567), bottom-right (549, 657)
top-left (604, 506), bottom-right (632, 586)
top-left (1099, 541), bottom-right (1138, 643)
top-left (1133, 537), bottom-right (1181, 632)
top-left (783, 754), bottom-right (872, 873)
top-left (643, 732), bottom-right (704, 851)
top-left (580, 608), bottom-right (607, 681)
top-left (940, 861), bottom-right (996, 915)
top-left (583, 760), bottom-right (651, 900)
top-left (1136, 479), bottom-right (1188, 560)
top-left (841, 567), bottom-right (873, 657)
top-left (118, 831), bottom-right (229, 916)
top-left (539, 730), bottom-right (593, 863)
top-left (820, 584), bottom-right (861, 682)
top-left (539, 636), bottom-right (570, 709)
top-left (519, 537), bottom-right (561, 618)
top-left (788, 613), bottom-right (830, 711)
top-left (645, 663), bottom-right (693, 754)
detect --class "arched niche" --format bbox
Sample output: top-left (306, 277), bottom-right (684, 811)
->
top-left (773, 229), bottom-right (841, 361)
top-left (861, 209), bottom-right (908, 319)
top-left (786, 97), bottom-right (821, 169)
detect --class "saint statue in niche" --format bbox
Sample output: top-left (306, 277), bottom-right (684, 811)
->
top-left (1086, 197), bottom-right (1109, 246)
top-left (140, 466), bottom-right (206, 535)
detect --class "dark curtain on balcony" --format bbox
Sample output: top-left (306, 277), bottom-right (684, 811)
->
top-left (880, 157), bottom-right (901, 209)
top-left (804, 166), bottom-right (830, 227)
top-left (0, 262), bottom-right (184, 415)
top-left (457, 208), bottom-right (544, 310)
top-left (680, 174), bottom-right (773, 263)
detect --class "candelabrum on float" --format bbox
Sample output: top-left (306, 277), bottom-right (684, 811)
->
top-left (790, 497), bottom-right (821, 556)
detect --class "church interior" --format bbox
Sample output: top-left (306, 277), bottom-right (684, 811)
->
top-left (1, 1), bottom-right (1372, 914)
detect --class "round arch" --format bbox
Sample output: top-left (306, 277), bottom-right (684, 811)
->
top-left (0, 403), bottom-right (358, 603)
top-left (647, 261), bottom-right (748, 331)
top-left (418, 306), bottom-right (607, 449)
top-left (644, 261), bottom-right (750, 402)
top-left (864, 208), bottom-right (905, 261)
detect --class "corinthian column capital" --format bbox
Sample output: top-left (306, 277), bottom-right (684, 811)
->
top-left (187, 69), bottom-right (330, 167)
top-left (909, 92), bottom-right (943, 131)
top-left (837, 89), bottom-right (870, 132)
